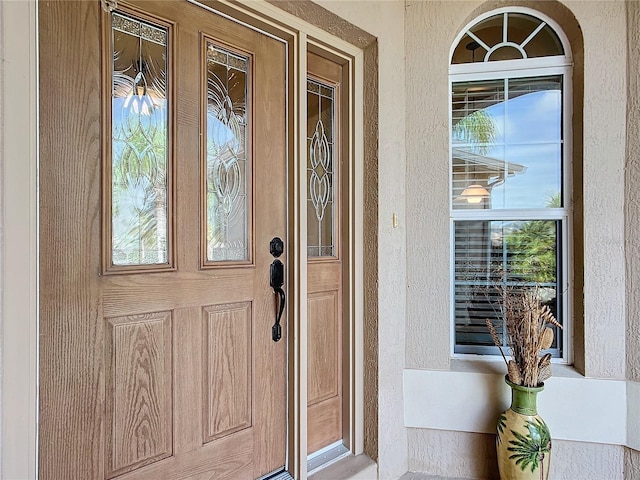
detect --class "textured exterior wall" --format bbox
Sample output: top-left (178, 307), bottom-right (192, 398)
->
top-left (573, 0), bottom-right (627, 378)
top-left (626, 0), bottom-right (640, 383)
top-left (312, 4), bottom-right (407, 478)
top-left (405, 0), bottom-right (629, 476)
top-left (408, 429), bottom-right (624, 480)
top-left (314, 3), bottom-right (407, 477)
top-left (625, 448), bottom-right (640, 480)
top-left (361, 41), bottom-right (380, 464)
top-left (624, 0), bottom-right (640, 474)
top-left (405, 0), bottom-right (457, 370)
top-left (408, 429), bottom-right (498, 479)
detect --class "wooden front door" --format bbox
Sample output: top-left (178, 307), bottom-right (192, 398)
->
top-left (39, 1), bottom-right (288, 479)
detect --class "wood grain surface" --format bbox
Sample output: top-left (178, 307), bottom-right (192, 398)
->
top-left (39, 1), bottom-right (288, 478)
top-left (306, 51), bottom-right (346, 455)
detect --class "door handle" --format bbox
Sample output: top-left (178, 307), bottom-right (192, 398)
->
top-left (270, 259), bottom-right (285, 342)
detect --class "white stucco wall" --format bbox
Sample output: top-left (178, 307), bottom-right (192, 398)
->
top-left (315, 2), bottom-right (408, 478)
top-left (626, 0), bottom-right (640, 384)
top-left (576, 0), bottom-right (627, 379)
top-left (404, 0), bottom-right (631, 477)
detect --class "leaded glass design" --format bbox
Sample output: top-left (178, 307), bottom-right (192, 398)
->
top-left (205, 42), bottom-right (249, 262)
top-left (307, 79), bottom-right (335, 258)
top-left (111, 12), bottom-right (169, 266)
top-left (451, 12), bottom-right (564, 64)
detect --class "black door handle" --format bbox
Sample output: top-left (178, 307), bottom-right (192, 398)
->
top-left (270, 259), bottom-right (285, 342)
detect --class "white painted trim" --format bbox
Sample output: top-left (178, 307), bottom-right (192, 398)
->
top-left (295, 30), bottom-right (309, 480)
top-left (1, 1), bottom-right (39, 478)
top-left (450, 60), bottom-right (571, 80)
top-left (628, 381), bottom-right (640, 451)
top-left (404, 369), bottom-right (628, 446)
top-left (235, 0), bottom-right (362, 58)
top-left (449, 58), bottom-right (573, 363)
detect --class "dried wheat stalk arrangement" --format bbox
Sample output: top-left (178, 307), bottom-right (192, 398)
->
top-left (485, 285), bottom-right (562, 388)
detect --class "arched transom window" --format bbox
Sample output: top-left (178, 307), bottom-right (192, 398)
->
top-left (449, 9), bottom-right (572, 360)
top-left (451, 11), bottom-right (564, 64)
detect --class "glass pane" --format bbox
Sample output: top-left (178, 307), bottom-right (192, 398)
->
top-left (451, 80), bottom-right (504, 208)
top-left (307, 79), bottom-right (336, 258)
top-left (486, 47), bottom-right (523, 62)
top-left (452, 76), bottom-right (563, 209)
top-left (493, 144), bottom-right (562, 209)
top-left (515, 16), bottom-right (564, 58)
top-left (205, 42), bottom-right (249, 262)
top-left (451, 33), bottom-right (487, 64)
top-left (506, 76), bottom-right (562, 143)
top-left (469, 14), bottom-right (503, 52)
top-left (452, 13), bottom-right (564, 64)
top-left (111, 12), bottom-right (169, 266)
top-left (454, 220), bottom-right (561, 354)
top-left (507, 13), bottom-right (542, 45)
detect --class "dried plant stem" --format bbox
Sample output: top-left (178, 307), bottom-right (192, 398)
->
top-left (485, 318), bottom-right (508, 367)
top-left (484, 282), bottom-right (563, 387)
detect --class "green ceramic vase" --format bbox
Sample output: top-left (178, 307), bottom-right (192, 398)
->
top-left (496, 377), bottom-right (551, 480)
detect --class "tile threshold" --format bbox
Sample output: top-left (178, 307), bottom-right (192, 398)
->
top-left (308, 454), bottom-right (377, 480)
top-left (398, 474), bottom-right (476, 480)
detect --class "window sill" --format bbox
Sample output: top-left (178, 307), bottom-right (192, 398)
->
top-left (403, 366), bottom-right (627, 445)
top-left (449, 358), bottom-right (584, 379)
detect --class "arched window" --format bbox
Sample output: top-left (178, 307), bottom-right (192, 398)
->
top-left (450, 9), bottom-right (572, 360)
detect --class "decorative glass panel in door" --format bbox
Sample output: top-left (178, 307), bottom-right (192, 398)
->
top-left (307, 78), bottom-right (336, 257)
top-left (204, 41), bottom-right (250, 263)
top-left (109, 11), bottom-right (171, 269)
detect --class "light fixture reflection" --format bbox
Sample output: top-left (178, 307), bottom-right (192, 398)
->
top-left (460, 184), bottom-right (490, 204)
top-left (123, 71), bottom-right (155, 116)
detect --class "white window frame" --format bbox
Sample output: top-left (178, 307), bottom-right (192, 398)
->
top-left (448, 7), bottom-right (574, 363)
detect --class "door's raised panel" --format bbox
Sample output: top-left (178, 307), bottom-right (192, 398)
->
top-left (307, 396), bottom-right (342, 454)
top-left (203, 302), bottom-right (252, 443)
top-left (307, 261), bottom-right (341, 291)
top-left (308, 291), bottom-right (340, 405)
top-left (105, 312), bottom-right (173, 478)
top-left (113, 428), bottom-right (254, 480)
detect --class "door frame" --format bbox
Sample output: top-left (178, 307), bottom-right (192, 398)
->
top-left (0, 1), bottom-right (364, 479)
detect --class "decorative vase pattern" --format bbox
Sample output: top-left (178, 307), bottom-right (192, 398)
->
top-left (496, 377), bottom-right (551, 480)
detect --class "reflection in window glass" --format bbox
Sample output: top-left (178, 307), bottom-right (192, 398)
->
top-left (453, 220), bottom-right (561, 355)
top-left (205, 42), bottom-right (250, 262)
top-left (451, 12), bottom-right (564, 64)
top-left (451, 76), bottom-right (563, 210)
top-left (111, 12), bottom-right (169, 266)
top-left (449, 10), bottom-right (570, 359)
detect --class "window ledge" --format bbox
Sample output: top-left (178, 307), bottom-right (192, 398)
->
top-left (449, 358), bottom-right (584, 378)
top-left (404, 367), bottom-right (627, 445)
